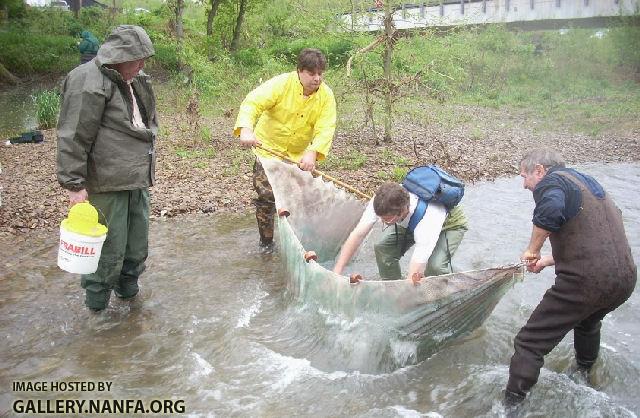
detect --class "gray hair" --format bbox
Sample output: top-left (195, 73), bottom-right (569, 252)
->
top-left (520, 149), bottom-right (565, 173)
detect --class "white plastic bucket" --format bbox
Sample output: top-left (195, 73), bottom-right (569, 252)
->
top-left (57, 226), bottom-right (107, 274)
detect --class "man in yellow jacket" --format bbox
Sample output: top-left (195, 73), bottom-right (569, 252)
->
top-left (234, 48), bottom-right (337, 251)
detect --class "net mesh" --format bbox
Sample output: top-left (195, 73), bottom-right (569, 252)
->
top-left (262, 157), bottom-right (522, 340)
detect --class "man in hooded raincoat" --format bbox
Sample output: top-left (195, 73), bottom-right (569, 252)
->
top-left (57, 25), bottom-right (158, 311)
top-left (78, 30), bottom-right (100, 64)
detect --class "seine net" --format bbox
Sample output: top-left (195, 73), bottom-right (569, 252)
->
top-left (261, 157), bottom-right (522, 344)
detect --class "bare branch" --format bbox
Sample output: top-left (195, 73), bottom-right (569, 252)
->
top-left (346, 35), bottom-right (384, 77)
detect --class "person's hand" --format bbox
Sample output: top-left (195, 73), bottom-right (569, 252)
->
top-left (349, 273), bottom-right (363, 284)
top-left (410, 272), bottom-right (423, 286)
top-left (527, 260), bottom-right (546, 273)
top-left (526, 254), bottom-right (554, 273)
top-left (299, 150), bottom-right (317, 172)
top-left (67, 189), bottom-right (88, 206)
top-left (239, 127), bottom-right (260, 148)
top-left (521, 249), bottom-right (541, 266)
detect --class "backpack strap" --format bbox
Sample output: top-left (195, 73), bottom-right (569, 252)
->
top-left (407, 198), bottom-right (427, 232)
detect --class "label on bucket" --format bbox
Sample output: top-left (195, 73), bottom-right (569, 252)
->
top-left (57, 227), bottom-right (106, 274)
top-left (59, 238), bottom-right (98, 256)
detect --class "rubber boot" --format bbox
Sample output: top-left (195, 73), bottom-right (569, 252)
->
top-left (84, 284), bottom-right (111, 311)
top-left (503, 389), bottom-right (525, 408)
top-left (114, 276), bottom-right (139, 299)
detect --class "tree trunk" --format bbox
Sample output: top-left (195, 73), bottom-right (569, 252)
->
top-left (206, 0), bottom-right (222, 36)
top-left (175, 0), bottom-right (184, 40)
top-left (382, 2), bottom-right (394, 142)
top-left (230, 0), bottom-right (247, 52)
top-left (349, 0), bottom-right (355, 31)
top-left (0, 62), bottom-right (21, 85)
top-left (73, 0), bottom-right (81, 19)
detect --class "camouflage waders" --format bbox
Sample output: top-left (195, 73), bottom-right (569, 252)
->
top-left (252, 159), bottom-right (276, 245)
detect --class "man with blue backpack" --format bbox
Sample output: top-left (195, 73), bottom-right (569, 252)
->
top-left (333, 165), bottom-right (468, 283)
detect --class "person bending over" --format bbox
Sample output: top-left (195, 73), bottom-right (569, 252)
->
top-left (333, 182), bottom-right (467, 283)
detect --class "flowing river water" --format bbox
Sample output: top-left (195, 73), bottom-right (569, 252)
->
top-left (0, 84), bottom-right (42, 141)
top-left (0, 163), bottom-right (638, 417)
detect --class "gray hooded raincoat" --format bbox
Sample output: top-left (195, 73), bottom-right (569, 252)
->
top-left (57, 25), bottom-right (158, 193)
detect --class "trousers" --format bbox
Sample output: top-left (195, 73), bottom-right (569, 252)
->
top-left (507, 272), bottom-right (635, 396)
top-left (373, 224), bottom-right (466, 279)
top-left (81, 189), bottom-right (149, 310)
top-left (252, 159), bottom-right (276, 244)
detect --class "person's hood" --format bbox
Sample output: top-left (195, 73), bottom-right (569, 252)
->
top-left (96, 25), bottom-right (154, 65)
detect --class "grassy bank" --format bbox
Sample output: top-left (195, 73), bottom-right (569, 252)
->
top-left (1, 6), bottom-right (639, 139)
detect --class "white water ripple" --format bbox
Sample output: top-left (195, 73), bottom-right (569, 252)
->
top-left (236, 290), bottom-right (268, 328)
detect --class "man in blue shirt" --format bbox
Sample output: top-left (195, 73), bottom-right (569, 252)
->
top-left (505, 149), bottom-right (636, 406)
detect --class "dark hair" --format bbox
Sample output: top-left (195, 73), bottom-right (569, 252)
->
top-left (373, 183), bottom-right (409, 216)
top-left (297, 48), bottom-right (327, 73)
top-left (520, 149), bottom-right (565, 173)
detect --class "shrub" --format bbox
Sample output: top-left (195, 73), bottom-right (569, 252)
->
top-left (0, 0), bottom-right (26, 18)
top-left (232, 48), bottom-right (264, 68)
top-left (32, 89), bottom-right (61, 129)
top-left (150, 40), bottom-right (180, 73)
top-left (268, 36), bottom-right (355, 67)
top-left (0, 31), bottom-right (77, 74)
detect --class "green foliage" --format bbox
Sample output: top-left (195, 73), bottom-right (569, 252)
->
top-left (392, 166), bottom-right (408, 182)
top-left (0, 0), bottom-right (26, 18)
top-left (32, 89), bottom-right (61, 129)
top-left (607, 24), bottom-right (640, 78)
top-left (19, 7), bottom-right (82, 36)
top-left (379, 147), bottom-right (409, 165)
top-left (199, 125), bottom-right (212, 143)
top-left (256, 0), bottom-right (294, 38)
top-left (376, 166), bottom-right (409, 182)
top-left (232, 48), bottom-right (264, 68)
top-left (78, 7), bottom-right (116, 39)
top-left (0, 31), bottom-right (77, 73)
top-left (1, 1), bottom-right (638, 137)
top-left (375, 170), bottom-right (388, 179)
top-left (322, 149), bottom-right (367, 170)
top-left (149, 36), bottom-right (181, 73)
top-left (268, 35), bottom-right (355, 67)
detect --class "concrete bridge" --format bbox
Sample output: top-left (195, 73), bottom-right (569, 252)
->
top-left (341, 0), bottom-right (639, 31)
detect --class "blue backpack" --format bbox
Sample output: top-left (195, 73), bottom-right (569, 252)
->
top-left (402, 165), bottom-right (464, 232)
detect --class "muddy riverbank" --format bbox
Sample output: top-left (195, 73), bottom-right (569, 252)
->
top-left (1, 106), bottom-right (639, 238)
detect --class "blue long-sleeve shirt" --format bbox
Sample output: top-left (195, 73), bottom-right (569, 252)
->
top-left (532, 167), bottom-right (605, 232)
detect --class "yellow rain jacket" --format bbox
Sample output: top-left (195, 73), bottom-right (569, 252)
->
top-left (234, 71), bottom-right (337, 162)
